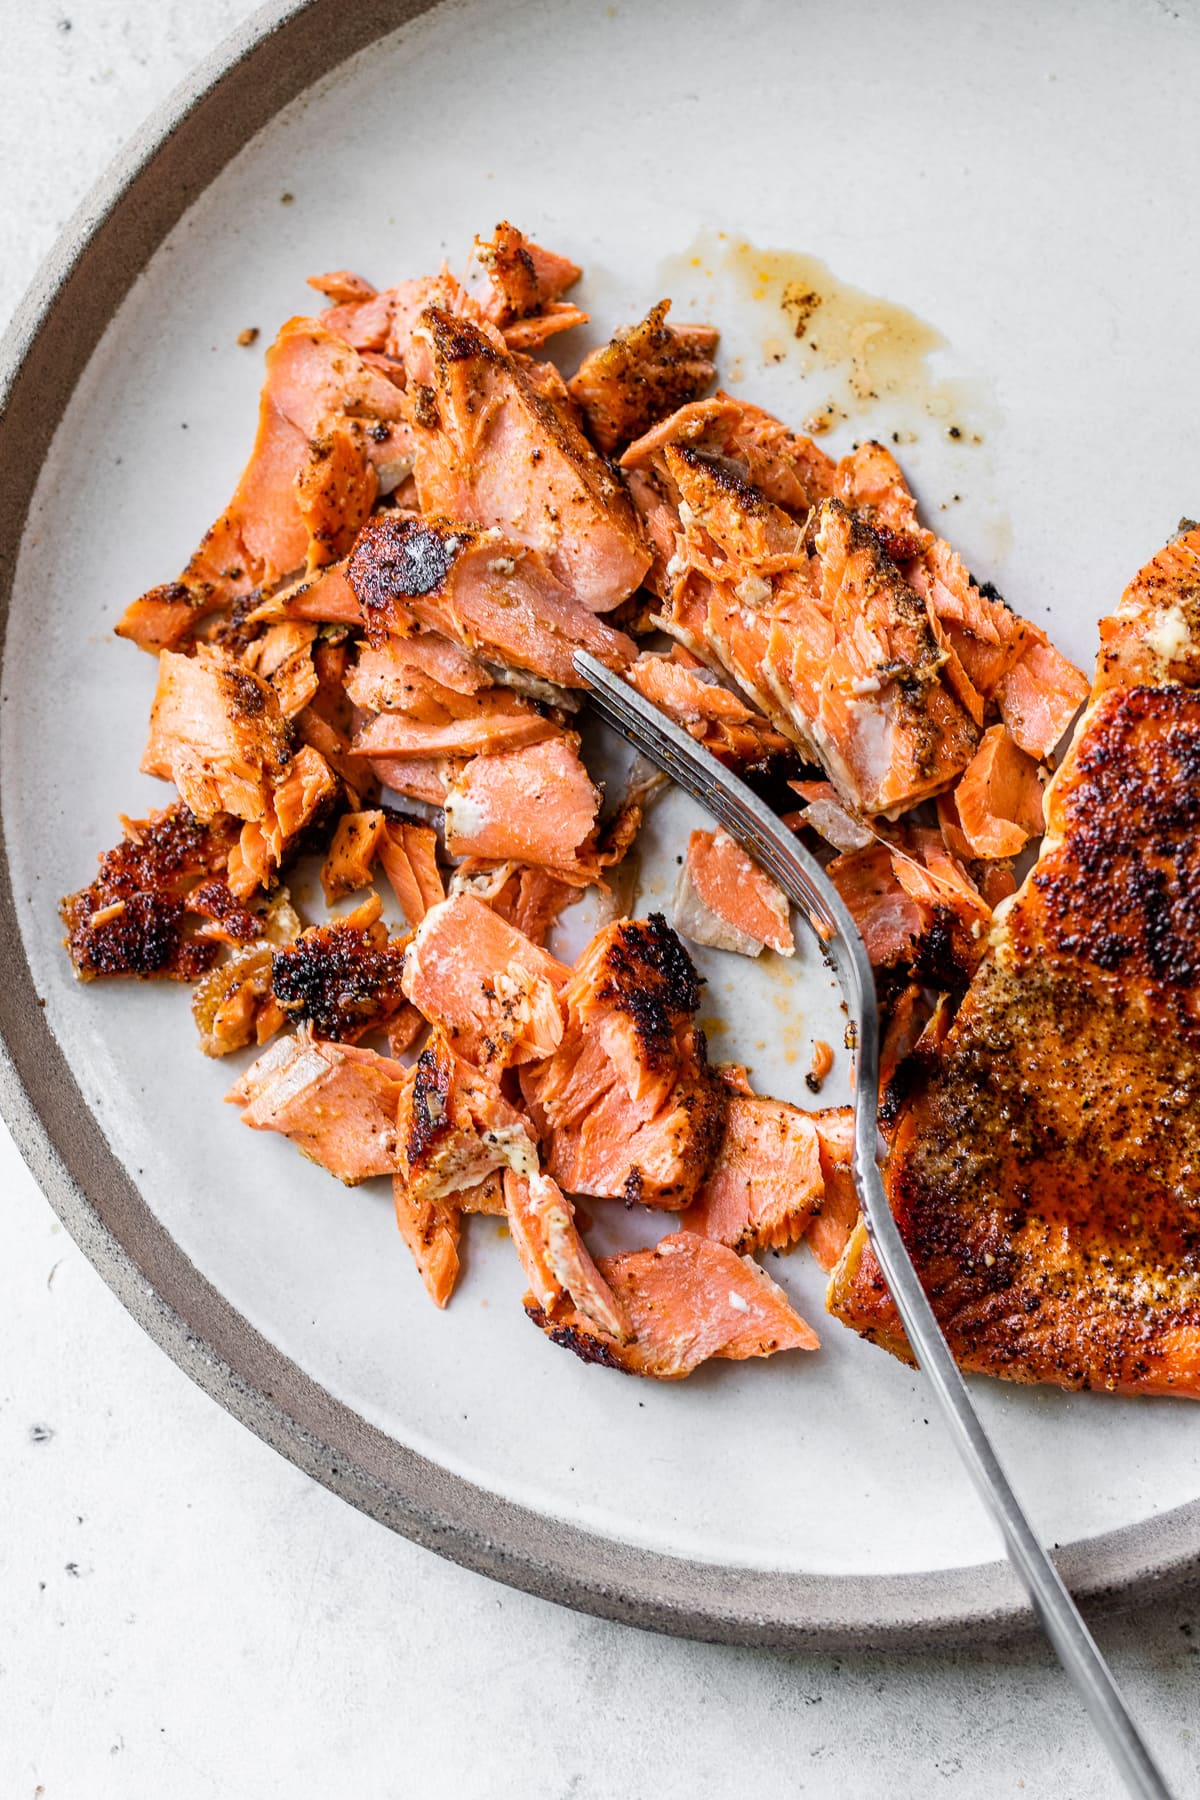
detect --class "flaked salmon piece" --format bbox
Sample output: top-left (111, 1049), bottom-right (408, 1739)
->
top-left (344, 634), bottom-right (487, 712)
top-left (142, 648), bottom-right (292, 824)
top-left (250, 561), bottom-right (364, 628)
top-left (369, 754), bottom-right (464, 806)
top-left (828, 835), bottom-right (988, 985)
top-left (526, 1231), bottom-right (817, 1379)
top-left (405, 307), bottom-right (651, 611)
top-left (346, 511), bottom-right (637, 685)
top-left (951, 724), bottom-right (1045, 858)
top-left (503, 306), bottom-right (590, 350)
top-left (789, 501), bottom-right (979, 813)
top-left (624, 652), bottom-right (793, 771)
top-left (621, 392), bottom-right (837, 516)
top-left (626, 650), bottom-right (762, 725)
top-left (443, 736), bottom-right (601, 872)
top-left (807, 1039), bottom-right (835, 1094)
top-left (308, 269), bottom-right (377, 306)
top-left (192, 943), bottom-right (281, 1057)
top-left (786, 778), bottom-right (873, 852)
top-left (117, 319), bottom-right (412, 651)
top-left (521, 915), bottom-right (725, 1207)
top-left (567, 300), bottom-right (718, 454)
top-left (271, 911), bottom-right (408, 1042)
top-left (996, 636), bottom-right (1091, 759)
top-left (826, 843), bottom-right (926, 968)
top-left (352, 689), bottom-right (558, 761)
top-left (241, 620), bottom-right (320, 718)
top-left (228, 1028), bottom-right (405, 1183)
top-left (321, 810), bottom-right (388, 904)
top-left (402, 892), bottom-right (569, 1070)
top-left (1096, 521), bottom-right (1200, 691)
top-left (666, 443), bottom-right (809, 570)
top-left (60, 804), bottom-right (240, 982)
top-left (377, 815), bottom-right (444, 928)
top-left (503, 1169), bottom-right (631, 1341)
top-left (674, 828), bottom-right (794, 959)
top-left (398, 1029), bottom-right (538, 1203)
top-left (837, 440), bottom-right (933, 564)
top-left (473, 222), bottom-right (582, 325)
top-left (904, 542), bottom-right (1028, 701)
top-left (805, 1107), bottom-right (859, 1272)
top-left (226, 743), bottom-right (338, 901)
top-left (391, 1169), bottom-right (461, 1309)
top-left (678, 1093), bottom-right (824, 1253)
top-left (497, 865), bottom-right (579, 946)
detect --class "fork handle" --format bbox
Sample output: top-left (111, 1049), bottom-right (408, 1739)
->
top-left (855, 1153), bottom-right (1173, 1800)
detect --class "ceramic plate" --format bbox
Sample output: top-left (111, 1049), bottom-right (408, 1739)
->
top-left (3, 0), bottom-right (1199, 1648)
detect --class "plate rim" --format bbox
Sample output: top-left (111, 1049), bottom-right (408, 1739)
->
top-left (1, 0), bottom-right (1197, 1650)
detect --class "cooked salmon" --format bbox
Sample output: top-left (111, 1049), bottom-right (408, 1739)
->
top-left (401, 892), bottom-right (569, 1070)
top-left (1096, 521), bottom-right (1200, 691)
top-left (117, 319), bottom-right (412, 651)
top-left (951, 724), bottom-right (1045, 859)
top-left (674, 827), bottom-right (794, 959)
top-left (405, 307), bottom-right (651, 610)
top-left (828, 834), bottom-right (988, 985)
top-left (567, 300), bottom-right (718, 454)
top-left (526, 1230), bottom-right (818, 1379)
top-left (345, 511), bottom-right (637, 686)
top-left (226, 742), bottom-right (339, 901)
top-left (397, 1029), bottom-right (538, 1203)
top-left (442, 735), bottom-right (602, 873)
top-left (473, 221), bottom-right (584, 330)
top-left (678, 1092), bottom-right (824, 1252)
top-left (270, 908), bottom-right (409, 1042)
top-left (503, 1169), bottom-right (631, 1341)
top-left (625, 651), bottom-right (793, 771)
top-left (321, 809), bottom-right (388, 903)
top-left (521, 915), bottom-right (725, 1207)
top-left (995, 636), bottom-right (1091, 759)
top-left (830, 526), bottom-right (1200, 1394)
top-left (60, 804), bottom-right (241, 982)
top-left (142, 648), bottom-right (292, 823)
top-left (621, 391), bottom-right (837, 516)
top-left (804, 1107), bottom-right (859, 1272)
top-left (377, 815), bottom-right (444, 927)
top-left (228, 1028), bottom-right (406, 1183)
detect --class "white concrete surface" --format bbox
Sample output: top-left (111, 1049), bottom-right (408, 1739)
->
top-left (1, 5), bottom-right (1198, 1796)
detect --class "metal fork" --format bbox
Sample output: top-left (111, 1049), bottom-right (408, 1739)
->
top-left (574, 649), bottom-right (1173, 1800)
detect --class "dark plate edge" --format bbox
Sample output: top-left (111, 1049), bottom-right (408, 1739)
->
top-left (0, 0), bottom-right (1196, 1651)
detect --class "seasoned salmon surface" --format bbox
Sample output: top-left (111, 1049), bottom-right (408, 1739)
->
top-left (832, 524), bottom-right (1200, 1394)
top-left (62, 221), bottom-right (1116, 1385)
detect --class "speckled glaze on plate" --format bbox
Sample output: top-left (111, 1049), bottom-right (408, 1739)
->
top-left (2, 0), bottom-right (1199, 1648)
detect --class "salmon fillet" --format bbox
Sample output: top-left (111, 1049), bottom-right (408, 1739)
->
top-left (405, 307), bottom-right (651, 610)
top-left (830, 525), bottom-right (1200, 1394)
top-left (521, 915), bottom-right (726, 1207)
top-left (526, 1230), bottom-right (818, 1379)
